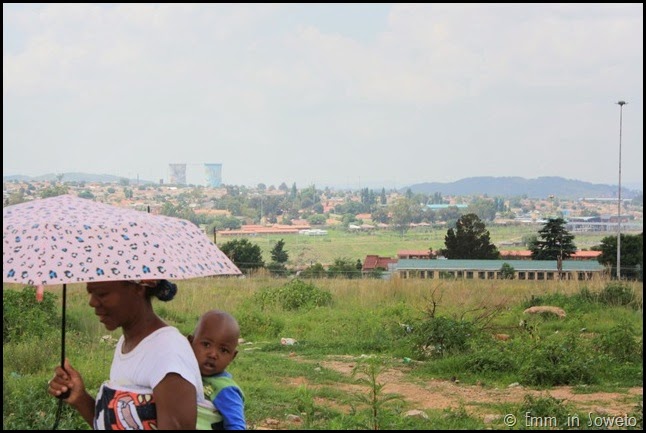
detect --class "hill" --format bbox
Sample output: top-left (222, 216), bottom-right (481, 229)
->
top-left (405, 176), bottom-right (642, 199)
top-left (3, 172), bottom-right (154, 184)
top-left (3, 173), bottom-right (643, 199)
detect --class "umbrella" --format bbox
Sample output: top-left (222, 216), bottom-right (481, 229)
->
top-left (3, 194), bottom-right (241, 285)
top-left (3, 194), bottom-right (241, 424)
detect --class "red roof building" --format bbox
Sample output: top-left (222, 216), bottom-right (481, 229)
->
top-left (362, 255), bottom-right (398, 272)
top-left (397, 250), bottom-right (434, 259)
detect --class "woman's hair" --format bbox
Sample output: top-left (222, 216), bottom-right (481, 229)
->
top-left (147, 280), bottom-right (177, 302)
top-left (128, 280), bottom-right (177, 302)
top-left (129, 279), bottom-right (178, 301)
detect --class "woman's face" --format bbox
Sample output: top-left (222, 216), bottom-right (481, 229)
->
top-left (87, 281), bottom-right (141, 331)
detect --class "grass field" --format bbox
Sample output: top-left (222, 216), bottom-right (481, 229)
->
top-left (3, 276), bottom-right (643, 430)
top-left (217, 225), bottom-right (618, 267)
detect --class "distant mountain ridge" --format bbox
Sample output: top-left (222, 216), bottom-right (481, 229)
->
top-left (2, 173), bottom-right (642, 199)
top-left (405, 176), bottom-right (642, 199)
top-left (3, 172), bottom-right (154, 184)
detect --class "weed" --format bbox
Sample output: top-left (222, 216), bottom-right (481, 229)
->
top-left (516, 394), bottom-right (572, 429)
top-left (350, 357), bottom-right (403, 430)
top-left (628, 401), bottom-right (643, 430)
top-left (294, 384), bottom-right (317, 429)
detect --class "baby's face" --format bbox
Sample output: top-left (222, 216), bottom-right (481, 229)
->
top-left (190, 319), bottom-right (238, 376)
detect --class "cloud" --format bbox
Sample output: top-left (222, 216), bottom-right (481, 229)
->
top-left (3, 4), bottom-right (643, 188)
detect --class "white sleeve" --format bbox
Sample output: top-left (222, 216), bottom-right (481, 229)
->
top-left (146, 328), bottom-right (203, 396)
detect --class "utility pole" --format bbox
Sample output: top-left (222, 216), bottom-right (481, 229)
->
top-left (616, 100), bottom-right (627, 280)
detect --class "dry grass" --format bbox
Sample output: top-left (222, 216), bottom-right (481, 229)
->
top-left (172, 276), bottom-right (642, 317)
top-left (5, 276), bottom-right (641, 319)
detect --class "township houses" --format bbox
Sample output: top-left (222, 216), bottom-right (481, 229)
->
top-left (362, 250), bottom-right (606, 281)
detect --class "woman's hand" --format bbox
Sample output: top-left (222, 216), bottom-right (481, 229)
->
top-left (48, 358), bottom-right (86, 406)
top-left (47, 358), bottom-right (97, 427)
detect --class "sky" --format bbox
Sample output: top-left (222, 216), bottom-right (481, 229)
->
top-left (3, 3), bottom-right (643, 190)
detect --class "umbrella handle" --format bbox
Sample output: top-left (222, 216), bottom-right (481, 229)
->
top-left (57, 283), bottom-right (71, 400)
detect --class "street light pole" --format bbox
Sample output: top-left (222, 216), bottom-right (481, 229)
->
top-left (616, 100), bottom-right (627, 280)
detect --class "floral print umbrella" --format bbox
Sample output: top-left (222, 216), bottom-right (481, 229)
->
top-left (3, 194), bottom-right (241, 285)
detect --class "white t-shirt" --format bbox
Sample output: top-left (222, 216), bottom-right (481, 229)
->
top-left (94, 326), bottom-right (205, 430)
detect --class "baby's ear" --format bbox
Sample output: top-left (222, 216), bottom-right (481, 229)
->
top-left (187, 334), bottom-right (194, 344)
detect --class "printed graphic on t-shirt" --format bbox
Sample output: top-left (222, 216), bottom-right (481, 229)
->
top-left (94, 385), bottom-right (157, 430)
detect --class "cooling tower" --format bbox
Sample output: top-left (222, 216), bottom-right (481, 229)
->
top-left (204, 163), bottom-right (222, 187)
top-left (169, 163), bottom-right (187, 185)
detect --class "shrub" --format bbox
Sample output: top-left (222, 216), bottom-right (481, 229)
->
top-left (465, 343), bottom-right (517, 373)
top-left (598, 282), bottom-right (635, 306)
top-left (299, 263), bottom-right (326, 279)
top-left (519, 334), bottom-right (596, 386)
top-left (409, 316), bottom-right (476, 358)
top-left (3, 287), bottom-right (59, 344)
top-left (266, 262), bottom-right (289, 277)
top-left (252, 279), bottom-right (333, 311)
top-left (516, 394), bottom-right (571, 429)
top-left (235, 308), bottom-right (285, 339)
top-left (523, 293), bottom-right (572, 310)
top-left (595, 321), bottom-right (641, 362)
top-left (577, 286), bottom-right (597, 303)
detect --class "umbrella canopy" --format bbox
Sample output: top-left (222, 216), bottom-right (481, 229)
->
top-left (3, 194), bottom-right (241, 285)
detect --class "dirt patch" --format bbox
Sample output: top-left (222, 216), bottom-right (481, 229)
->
top-left (317, 356), bottom-right (641, 416)
top-left (255, 355), bottom-right (642, 429)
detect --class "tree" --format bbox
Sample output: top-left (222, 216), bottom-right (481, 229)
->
top-left (466, 197), bottom-right (497, 222)
top-left (371, 207), bottom-right (389, 224)
top-left (40, 184), bottom-right (69, 198)
top-left (500, 263), bottom-right (515, 279)
top-left (327, 258), bottom-right (362, 279)
top-left (77, 190), bottom-right (95, 200)
top-left (219, 239), bottom-right (265, 274)
top-left (435, 206), bottom-right (463, 225)
top-left (4, 190), bottom-right (27, 206)
top-left (441, 213), bottom-right (500, 259)
top-left (430, 192), bottom-right (444, 204)
top-left (530, 218), bottom-right (576, 262)
top-left (270, 239), bottom-right (289, 264)
top-left (595, 233), bottom-right (643, 281)
top-left (523, 234), bottom-right (538, 249)
top-left (307, 214), bottom-right (326, 225)
top-left (208, 215), bottom-right (241, 231)
top-left (380, 188), bottom-right (387, 205)
top-left (389, 198), bottom-right (419, 236)
top-left (159, 201), bottom-right (198, 225)
top-left (300, 262), bottom-right (326, 279)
